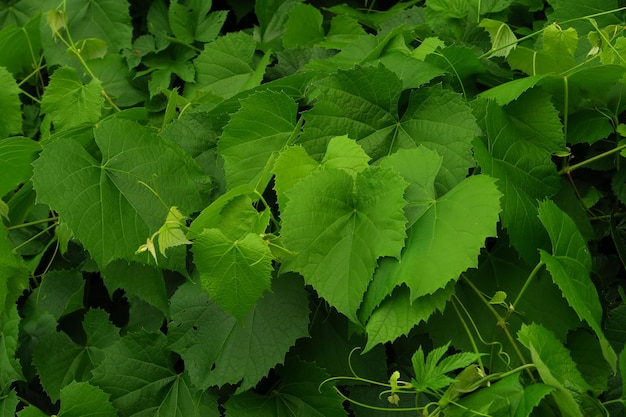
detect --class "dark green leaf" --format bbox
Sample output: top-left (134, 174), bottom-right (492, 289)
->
top-left (0, 66), bottom-right (22, 137)
top-left (0, 137), bottom-right (41, 198)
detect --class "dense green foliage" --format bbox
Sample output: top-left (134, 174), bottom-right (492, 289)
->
top-left (1, 0), bottom-right (626, 415)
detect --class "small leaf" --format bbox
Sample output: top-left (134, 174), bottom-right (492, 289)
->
top-left (411, 342), bottom-right (483, 392)
top-left (480, 19), bottom-right (517, 57)
top-left (68, 38), bottom-right (108, 60)
top-left (157, 206), bottom-right (192, 257)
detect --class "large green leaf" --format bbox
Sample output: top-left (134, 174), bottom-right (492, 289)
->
top-left (40, 66), bottom-right (103, 131)
top-left (280, 164), bottom-right (407, 323)
top-left (91, 330), bottom-right (212, 417)
top-left (224, 360), bottom-right (346, 417)
top-left (0, 16), bottom-right (41, 75)
top-left (218, 90), bottom-right (298, 190)
top-left (372, 175), bottom-right (501, 303)
top-left (192, 229), bottom-right (273, 320)
top-left (0, 137), bottom-right (41, 198)
top-left (0, 66), bottom-right (22, 138)
top-left (33, 309), bottom-right (119, 401)
top-left (518, 323), bottom-right (592, 417)
top-left (32, 118), bottom-right (206, 267)
top-left (167, 274), bottom-right (309, 392)
top-left (41, 0), bottom-right (132, 67)
top-left (168, 0), bottom-right (227, 44)
top-left (474, 89), bottom-right (565, 262)
top-left (538, 200), bottom-right (617, 371)
top-left (56, 381), bottom-right (117, 417)
top-left (0, 306), bottom-right (23, 393)
top-left (282, 3), bottom-right (324, 48)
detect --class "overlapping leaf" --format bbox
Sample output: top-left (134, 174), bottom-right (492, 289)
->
top-left (0, 137), bottom-right (41, 198)
top-left (32, 118), bottom-right (206, 266)
top-left (0, 306), bottom-right (23, 393)
top-left (474, 89), bottom-right (565, 262)
top-left (0, 66), bottom-right (22, 138)
top-left (167, 274), bottom-right (309, 392)
top-left (280, 163), bottom-right (407, 323)
top-left (168, 0), bottom-right (227, 44)
top-left (538, 200), bottom-right (617, 370)
top-left (0, 226), bottom-right (28, 314)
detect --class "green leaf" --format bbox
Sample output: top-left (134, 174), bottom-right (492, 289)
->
top-left (193, 229), bottom-right (273, 320)
top-left (0, 306), bottom-right (23, 393)
top-left (0, 390), bottom-right (19, 417)
top-left (0, 66), bottom-right (22, 138)
top-left (373, 175), bottom-right (501, 303)
top-left (167, 273), bottom-right (309, 391)
top-left (477, 75), bottom-right (549, 105)
top-left (191, 32), bottom-right (264, 100)
top-left (0, 225), bottom-right (29, 314)
top-left (218, 90), bottom-right (298, 190)
top-left (40, 66), bottom-right (104, 131)
top-left (169, 0), bottom-right (227, 44)
top-left (254, 0), bottom-right (300, 50)
top-left (41, 0), bottom-right (132, 67)
top-left (474, 89), bottom-right (565, 262)
top-left (22, 270), bottom-right (84, 320)
top-left (280, 165), bottom-right (407, 322)
top-left (224, 360), bottom-right (346, 417)
top-left (283, 3), bottom-right (324, 48)
top-left (411, 342), bottom-right (483, 392)
top-left (538, 200), bottom-right (617, 371)
top-left (33, 309), bottom-right (119, 402)
top-left (0, 16), bottom-right (41, 75)
top-left (480, 19), bottom-right (517, 57)
top-left (32, 118), bottom-right (206, 267)
top-left (92, 330), bottom-right (206, 417)
top-left (518, 323), bottom-right (592, 417)
top-left (56, 381), bottom-right (117, 417)
top-left (0, 137), bottom-right (41, 198)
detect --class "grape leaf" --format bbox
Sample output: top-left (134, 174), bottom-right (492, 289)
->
top-left (0, 137), bottom-right (41, 198)
top-left (0, 225), bottom-right (28, 314)
top-left (480, 19), bottom-right (517, 58)
top-left (477, 75), bottom-right (549, 105)
top-left (518, 323), bottom-right (592, 417)
top-left (0, 390), bottom-right (18, 417)
top-left (192, 229), bottom-right (273, 320)
top-left (40, 66), bottom-right (104, 131)
top-left (224, 360), bottom-right (346, 417)
top-left (91, 330), bottom-right (209, 417)
top-left (167, 274), bottom-right (309, 392)
top-left (280, 165), bottom-right (407, 323)
top-left (474, 89), bottom-right (565, 262)
top-left (538, 200), bottom-right (617, 371)
top-left (254, 0), bottom-right (301, 50)
top-left (283, 3), bottom-right (324, 48)
top-left (56, 381), bottom-right (117, 417)
top-left (168, 0), bottom-right (227, 44)
top-left (22, 270), bottom-right (84, 321)
top-left (0, 16), bottom-right (40, 75)
top-left (33, 309), bottom-right (119, 402)
top-left (0, 306), bottom-right (23, 393)
top-left (218, 90), bottom-right (298, 190)
top-left (372, 175), bottom-right (501, 303)
top-left (0, 66), bottom-right (22, 138)
top-left (32, 118), bottom-right (206, 267)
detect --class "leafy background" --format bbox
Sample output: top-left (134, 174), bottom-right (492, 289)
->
top-left (1, 0), bottom-right (626, 416)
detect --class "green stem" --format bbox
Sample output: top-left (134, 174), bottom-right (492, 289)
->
top-left (7, 216), bottom-right (59, 231)
top-left (511, 261), bottom-right (544, 309)
top-left (559, 143), bottom-right (626, 175)
top-left (12, 223), bottom-right (57, 253)
top-left (451, 296), bottom-right (486, 373)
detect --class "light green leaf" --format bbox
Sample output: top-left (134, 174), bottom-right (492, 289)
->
top-left (32, 118), bottom-right (206, 267)
top-left (283, 3), bottom-right (324, 48)
top-left (474, 89), bottom-right (565, 262)
top-left (191, 32), bottom-right (262, 100)
top-left (538, 200), bottom-right (617, 371)
top-left (193, 229), bottom-right (273, 320)
top-left (0, 306), bottom-right (23, 393)
top-left (377, 52), bottom-right (446, 90)
top-left (321, 135), bottom-right (371, 176)
top-left (169, 0), bottom-right (227, 43)
top-left (426, 0), bottom-right (470, 19)
top-left (621, 346), bottom-right (626, 405)
top-left (364, 284), bottom-right (454, 352)
top-left (91, 330), bottom-right (204, 417)
top-left (0, 390), bottom-right (19, 417)
top-left (281, 165), bottom-right (407, 322)
top-left (219, 90), bottom-right (298, 190)
top-left (0, 66), bottom-right (22, 138)
top-left (480, 19), bottom-right (517, 57)
top-left (254, 0), bottom-right (301, 50)
top-left (0, 137), bottom-right (41, 198)
top-left (156, 206), bottom-right (191, 257)
top-left (0, 16), bottom-right (41, 75)
top-left (57, 381), bottom-right (117, 417)
top-left (411, 342), bottom-right (483, 392)
top-left (40, 66), bottom-right (103, 131)
top-left (224, 360), bottom-right (346, 417)
top-left (518, 323), bottom-right (591, 417)
top-left (167, 274), bottom-right (310, 391)
top-left (33, 309), bottom-right (119, 402)
top-left (68, 38), bottom-right (107, 60)
top-left (41, 0), bottom-right (132, 67)
top-left (17, 406), bottom-right (48, 417)
top-left (373, 175), bottom-right (501, 302)
top-left (477, 74), bottom-right (549, 105)
top-left (543, 23), bottom-right (578, 57)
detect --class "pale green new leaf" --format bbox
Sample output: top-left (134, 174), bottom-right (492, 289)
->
top-left (32, 118), bottom-right (206, 267)
top-left (219, 90), bottom-right (298, 190)
top-left (167, 274), bottom-right (309, 391)
top-left (411, 342), bottom-right (482, 392)
top-left (518, 323), bottom-right (592, 417)
top-left (538, 200), bottom-right (617, 371)
top-left (474, 89), bottom-right (565, 262)
top-left (0, 137), bottom-right (41, 198)
top-left (40, 66), bottom-right (103, 131)
top-left (0, 66), bottom-right (22, 138)
top-left (480, 19), bottom-right (517, 57)
top-left (373, 175), bottom-right (501, 302)
top-left (280, 166), bottom-right (407, 322)
top-left (193, 229), bottom-right (273, 320)
top-left (156, 206), bottom-right (192, 257)
top-left (56, 381), bottom-right (117, 417)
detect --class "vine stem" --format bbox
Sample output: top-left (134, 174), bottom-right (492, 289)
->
top-left (7, 216), bottom-right (59, 231)
top-left (558, 143), bottom-right (626, 175)
top-left (511, 261), bottom-right (544, 309)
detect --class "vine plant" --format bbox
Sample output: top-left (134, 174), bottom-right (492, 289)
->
top-left (1, 0), bottom-right (626, 416)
